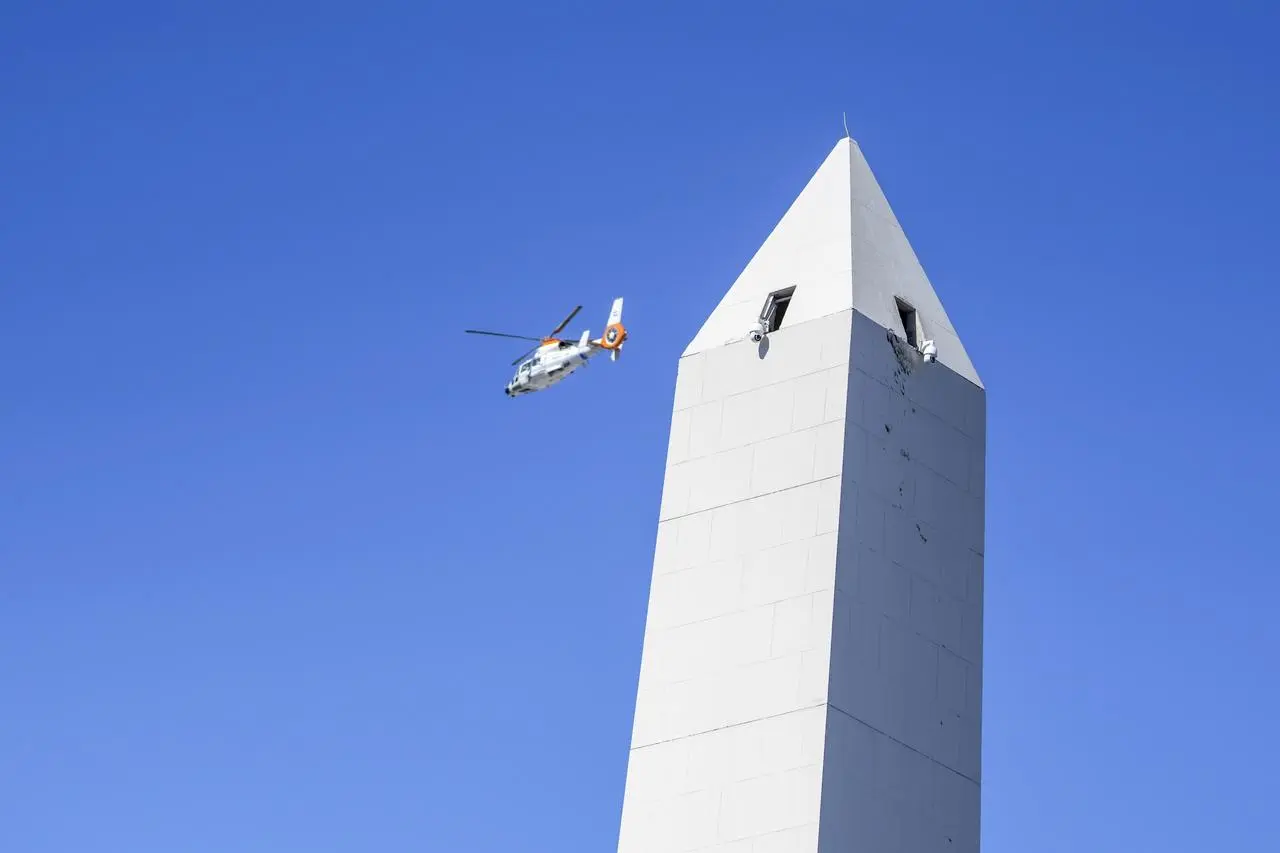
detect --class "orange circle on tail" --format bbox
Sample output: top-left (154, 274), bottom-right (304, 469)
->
top-left (603, 322), bottom-right (627, 349)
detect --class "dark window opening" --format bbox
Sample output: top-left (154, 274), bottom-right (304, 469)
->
top-left (896, 297), bottom-right (919, 348)
top-left (760, 286), bottom-right (796, 333)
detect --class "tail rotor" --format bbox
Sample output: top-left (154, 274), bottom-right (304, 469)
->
top-left (598, 297), bottom-right (627, 361)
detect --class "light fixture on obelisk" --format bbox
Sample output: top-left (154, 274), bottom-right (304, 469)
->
top-left (614, 137), bottom-right (986, 852)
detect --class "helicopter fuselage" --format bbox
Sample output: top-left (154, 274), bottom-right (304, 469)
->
top-left (504, 341), bottom-right (598, 396)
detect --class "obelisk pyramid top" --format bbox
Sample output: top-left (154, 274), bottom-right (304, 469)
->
top-left (685, 137), bottom-right (981, 388)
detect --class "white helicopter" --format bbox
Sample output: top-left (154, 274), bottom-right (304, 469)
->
top-left (466, 297), bottom-right (628, 397)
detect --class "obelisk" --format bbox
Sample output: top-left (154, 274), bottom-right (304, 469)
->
top-left (616, 137), bottom-right (986, 852)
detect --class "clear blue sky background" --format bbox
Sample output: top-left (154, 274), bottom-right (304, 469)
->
top-left (3, 2), bottom-right (1278, 850)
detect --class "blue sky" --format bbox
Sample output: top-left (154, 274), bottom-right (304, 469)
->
top-left (3, 1), bottom-right (1278, 850)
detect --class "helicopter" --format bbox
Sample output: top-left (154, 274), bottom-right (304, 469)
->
top-left (465, 297), bottom-right (627, 397)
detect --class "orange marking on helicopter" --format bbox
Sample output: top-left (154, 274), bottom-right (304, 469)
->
top-left (600, 322), bottom-right (627, 349)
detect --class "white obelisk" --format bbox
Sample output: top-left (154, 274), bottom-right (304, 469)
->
top-left (615, 137), bottom-right (986, 852)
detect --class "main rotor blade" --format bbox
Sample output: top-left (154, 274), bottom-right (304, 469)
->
top-left (549, 305), bottom-right (582, 337)
top-left (511, 344), bottom-right (540, 366)
top-left (465, 330), bottom-right (543, 342)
